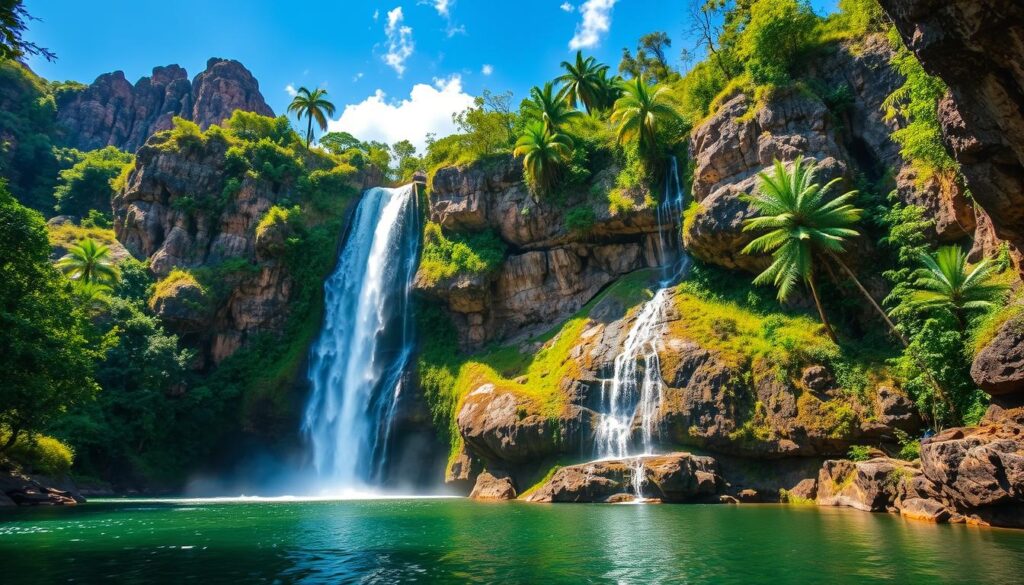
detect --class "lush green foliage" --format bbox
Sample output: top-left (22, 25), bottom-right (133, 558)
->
top-left (514, 121), bottom-right (574, 195)
top-left (53, 147), bottom-right (134, 218)
top-left (620, 32), bottom-right (677, 84)
top-left (0, 1), bottom-right (55, 61)
top-left (56, 237), bottom-right (121, 285)
top-left (883, 28), bottom-right (958, 180)
top-left (418, 222), bottom-right (507, 286)
top-left (611, 78), bottom-right (682, 156)
top-left (741, 157), bottom-right (862, 339)
top-left (287, 87), bottom-right (336, 148)
top-left (905, 246), bottom-right (1007, 327)
top-left (738, 0), bottom-right (818, 85)
top-left (0, 182), bottom-right (99, 452)
top-left (1, 432), bottom-right (73, 475)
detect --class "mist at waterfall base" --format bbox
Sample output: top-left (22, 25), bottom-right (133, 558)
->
top-left (187, 159), bottom-right (688, 498)
top-left (184, 185), bottom-right (446, 498)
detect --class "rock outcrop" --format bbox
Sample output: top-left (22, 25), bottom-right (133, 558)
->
top-left (0, 471), bottom-right (85, 506)
top-left (524, 453), bottom-right (722, 503)
top-left (684, 87), bottom-right (849, 272)
top-left (56, 58), bottom-right (273, 153)
top-left (816, 457), bottom-right (917, 512)
top-left (418, 155), bottom-right (665, 347)
top-left (113, 129), bottom-right (368, 367)
top-left (971, 313), bottom-right (1024, 396)
top-left (879, 0), bottom-right (1024, 271)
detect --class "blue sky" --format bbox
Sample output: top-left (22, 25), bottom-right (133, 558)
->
top-left (23, 0), bottom-right (837, 151)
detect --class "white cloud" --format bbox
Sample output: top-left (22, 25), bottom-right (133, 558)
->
top-left (383, 7), bottom-right (414, 77)
top-left (353, 72), bottom-right (364, 82)
top-left (432, 0), bottom-right (451, 17)
top-left (326, 75), bottom-right (475, 153)
top-left (560, 2), bottom-right (574, 12)
top-left (569, 0), bottom-right (617, 50)
top-left (285, 84), bottom-right (297, 97)
top-left (373, 9), bottom-right (380, 20)
top-left (481, 64), bottom-right (494, 76)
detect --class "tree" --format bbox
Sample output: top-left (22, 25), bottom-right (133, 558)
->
top-left (0, 182), bottom-right (98, 451)
top-left (525, 82), bottom-right (581, 133)
top-left (906, 246), bottom-right (1007, 330)
top-left (452, 93), bottom-right (515, 157)
top-left (610, 78), bottom-right (680, 156)
top-left (391, 139), bottom-right (420, 181)
top-left (513, 121), bottom-right (573, 196)
top-left (557, 51), bottom-right (609, 115)
top-left (56, 238), bottom-right (121, 285)
top-left (737, 0), bottom-right (818, 85)
top-left (0, 0), bottom-right (55, 61)
top-left (619, 32), bottom-right (676, 84)
top-left (53, 147), bottom-right (134, 218)
top-left (319, 131), bottom-right (363, 155)
top-left (741, 157), bottom-right (862, 341)
top-left (287, 87), bottom-right (336, 149)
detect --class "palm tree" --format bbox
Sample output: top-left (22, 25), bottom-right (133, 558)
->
top-left (596, 71), bottom-right (623, 112)
top-left (513, 121), bottom-right (574, 196)
top-left (556, 51), bottom-right (609, 115)
top-left (741, 157), bottom-right (862, 342)
top-left (526, 82), bottom-right (581, 133)
top-left (610, 78), bottom-right (680, 155)
top-left (906, 246), bottom-right (1007, 329)
top-left (287, 87), bottom-right (336, 149)
top-left (56, 238), bottom-right (120, 285)
top-left (72, 281), bottom-right (112, 310)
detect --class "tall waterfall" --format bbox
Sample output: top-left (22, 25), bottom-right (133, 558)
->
top-left (302, 184), bottom-right (420, 491)
top-left (593, 157), bottom-right (688, 462)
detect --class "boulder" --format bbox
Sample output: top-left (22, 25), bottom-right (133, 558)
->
top-left (525, 453), bottom-right (722, 503)
top-left (971, 314), bottom-right (1024, 396)
top-left (816, 458), bottom-right (919, 512)
top-left (875, 385), bottom-right (923, 433)
top-left (469, 470), bottom-right (517, 500)
top-left (918, 424), bottom-right (1024, 510)
top-left (456, 384), bottom-right (575, 464)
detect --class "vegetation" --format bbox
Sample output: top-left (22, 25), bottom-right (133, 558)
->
top-left (904, 246), bottom-right (1007, 330)
top-left (0, 182), bottom-right (99, 453)
top-left (741, 157), bottom-right (862, 341)
top-left (0, 0), bottom-right (54, 61)
top-left (56, 237), bottom-right (121, 285)
top-left (287, 87), bottom-right (336, 148)
top-left (418, 222), bottom-right (506, 286)
top-left (611, 78), bottom-right (681, 158)
top-left (514, 121), bottom-right (574, 195)
top-left (53, 147), bottom-right (134, 218)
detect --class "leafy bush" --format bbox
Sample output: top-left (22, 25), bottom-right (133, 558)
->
top-left (847, 444), bottom-right (872, 462)
top-left (2, 433), bottom-right (74, 475)
top-left (565, 205), bottom-right (596, 234)
top-left (738, 0), bottom-right (819, 85)
top-left (53, 146), bottom-right (134, 218)
top-left (418, 222), bottom-right (507, 285)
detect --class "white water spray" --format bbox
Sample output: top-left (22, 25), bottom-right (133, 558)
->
top-left (302, 185), bottom-right (420, 491)
top-left (593, 158), bottom-right (689, 497)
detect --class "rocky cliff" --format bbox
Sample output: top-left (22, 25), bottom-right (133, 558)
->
top-left (879, 0), bottom-right (1024, 272)
top-left (57, 58), bottom-right (273, 153)
top-left (417, 155), bottom-right (665, 348)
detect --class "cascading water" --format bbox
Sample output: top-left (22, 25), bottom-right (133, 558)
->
top-left (593, 157), bottom-right (689, 498)
top-left (301, 184), bottom-right (420, 492)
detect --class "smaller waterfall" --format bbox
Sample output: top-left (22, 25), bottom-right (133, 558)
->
top-left (593, 157), bottom-right (689, 462)
top-left (302, 184), bottom-right (420, 491)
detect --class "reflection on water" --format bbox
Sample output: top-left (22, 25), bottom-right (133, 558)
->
top-left (1, 500), bottom-right (1023, 584)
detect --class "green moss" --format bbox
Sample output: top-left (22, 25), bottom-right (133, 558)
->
top-left (847, 445), bottom-right (872, 462)
top-left (46, 222), bottom-right (119, 251)
top-left (971, 303), bottom-right (1024, 357)
top-left (256, 205), bottom-right (300, 239)
top-left (148, 269), bottom-right (206, 311)
top-left (778, 488), bottom-right (815, 505)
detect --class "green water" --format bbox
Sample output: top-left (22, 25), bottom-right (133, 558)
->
top-left (2, 499), bottom-right (1023, 584)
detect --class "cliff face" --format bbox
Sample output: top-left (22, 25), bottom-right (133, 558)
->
top-left (879, 0), bottom-right (1024, 270)
top-left (417, 155), bottom-right (665, 348)
top-left (57, 58), bottom-right (273, 153)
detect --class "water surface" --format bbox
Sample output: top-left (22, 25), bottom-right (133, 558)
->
top-left (2, 499), bottom-right (1022, 584)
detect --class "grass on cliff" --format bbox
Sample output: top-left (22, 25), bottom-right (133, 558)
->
top-left (417, 221), bottom-right (507, 286)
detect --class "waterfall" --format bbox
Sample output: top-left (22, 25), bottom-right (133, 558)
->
top-left (301, 184), bottom-right (420, 491)
top-left (593, 157), bottom-right (688, 465)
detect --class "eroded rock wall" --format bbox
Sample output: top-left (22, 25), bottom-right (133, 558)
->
top-left (57, 58), bottom-right (273, 153)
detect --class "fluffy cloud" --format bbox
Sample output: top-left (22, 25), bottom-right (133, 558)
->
top-left (285, 84), bottom-right (297, 97)
top-left (431, 0), bottom-right (450, 17)
top-left (481, 64), bottom-right (494, 76)
top-left (326, 75), bottom-right (475, 153)
top-left (383, 7), bottom-right (414, 77)
top-left (569, 0), bottom-right (617, 50)
top-left (560, 2), bottom-right (574, 12)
